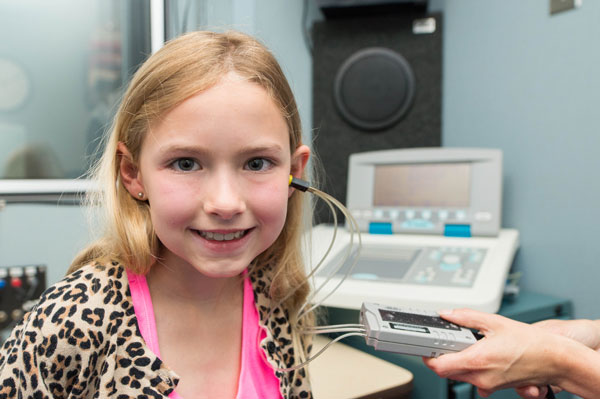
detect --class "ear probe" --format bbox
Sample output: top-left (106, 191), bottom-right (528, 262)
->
top-left (289, 175), bottom-right (310, 192)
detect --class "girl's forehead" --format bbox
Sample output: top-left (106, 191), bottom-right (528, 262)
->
top-left (140, 77), bottom-right (291, 156)
top-left (160, 74), bottom-right (283, 124)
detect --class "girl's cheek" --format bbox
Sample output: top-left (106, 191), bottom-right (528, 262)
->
top-left (251, 183), bottom-right (290, 217)
top-left (261, 181), bottom-right (289, 203)
top-left (150, 186), bottom-right (197, 224)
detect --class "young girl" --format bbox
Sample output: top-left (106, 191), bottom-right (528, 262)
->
top-left (0, 31), bottom-right (315, 398)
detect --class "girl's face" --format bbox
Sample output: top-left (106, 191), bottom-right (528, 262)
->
top-left (120, 73), bottom-right (309, 278)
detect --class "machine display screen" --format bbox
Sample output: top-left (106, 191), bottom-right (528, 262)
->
top-left (373, 162), bottom-right (471, 207)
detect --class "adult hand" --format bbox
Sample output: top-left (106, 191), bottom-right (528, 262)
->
top-left (422, 308), bottom-right (567, 397)
top-left (513, 318), bottom-right (600, 398)
top-left (533, 318), bottom-right (600, 352)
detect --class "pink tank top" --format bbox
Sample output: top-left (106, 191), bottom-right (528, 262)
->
top-left (127, 271), bottom-right (282, 399)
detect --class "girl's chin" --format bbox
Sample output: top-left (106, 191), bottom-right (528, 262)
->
top-left (190, 259), bottom-right (252, 279)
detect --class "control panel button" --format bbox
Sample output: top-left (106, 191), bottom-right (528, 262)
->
top-left (448, 333), bottom-right (456, 347)
top-left (455, 210), bottom-right (466, 220)
top-left (440, 332), bottom-right (448, 346)
top-left (475, 211), bottom-right (492, 221)
top-left (442, 254), bottom-right (461, 264)
top-left (470, 251), bottom-right (483, 263)
top-left (401, 219), bottom-right (435, 229)
top-left (440, 263), bottom-right (461, 272)
top-left (9, 267), bottom-right (24, 277)
top-left (429, 250), bottom-right (442, 261)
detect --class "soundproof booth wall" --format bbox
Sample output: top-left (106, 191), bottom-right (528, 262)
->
top-left (312, 11), bottom-right (442, 223)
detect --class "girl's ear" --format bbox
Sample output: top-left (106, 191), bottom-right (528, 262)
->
top-left (117, 142), bottom-right (145, 199)
top-left (289, 144), bottom-right (310, 197)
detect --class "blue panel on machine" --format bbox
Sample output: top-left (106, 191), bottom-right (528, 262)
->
top-left (444, 224), bottom-right (471, 237)
top-left (369, 222), bottom-right (393, 235)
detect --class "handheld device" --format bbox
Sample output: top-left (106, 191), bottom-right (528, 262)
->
top-left (360, 302), bottom-right (481, 358)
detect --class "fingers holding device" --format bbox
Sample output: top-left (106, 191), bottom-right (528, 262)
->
top-left (360, 302), bottom-right (481, 358)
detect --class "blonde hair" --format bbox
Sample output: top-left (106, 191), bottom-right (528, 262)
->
top-left (71, 30), bottom-right (313, 354)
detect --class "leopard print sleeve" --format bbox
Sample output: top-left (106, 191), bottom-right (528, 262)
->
top-left (0, 308), bottom-right (39, 397)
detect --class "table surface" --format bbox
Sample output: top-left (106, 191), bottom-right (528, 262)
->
top-left (309, 335), bottom-right (413, 399)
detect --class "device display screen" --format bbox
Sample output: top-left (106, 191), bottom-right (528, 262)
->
top-left (373, 163), bottom-right (471, 207)
top-left (379, 309), bottom-right (462, 331)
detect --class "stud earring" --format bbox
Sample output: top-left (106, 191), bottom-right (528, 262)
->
top-left (137, 192), bottom-right (145, 199)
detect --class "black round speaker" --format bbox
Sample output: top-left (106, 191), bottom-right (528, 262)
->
top-left (333, 47), bottom-right (416, 132)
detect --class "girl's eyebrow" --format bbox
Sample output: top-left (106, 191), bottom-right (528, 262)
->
top-left (157, 144), bottom-right (211, 157)
top-left (158, 143), bottom-right (286, 156)
top-left (237, 143), bottom-right (286, 156)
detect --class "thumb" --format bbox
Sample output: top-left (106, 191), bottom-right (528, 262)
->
top-left (437, 308), bottom-right (502, 334)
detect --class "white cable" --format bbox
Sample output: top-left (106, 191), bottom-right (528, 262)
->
top-left (300, 195), bottom-right (339, 286)
top-left (305, 323), bottom-right (365, 330)
top-left (262, 179), bottom-right (365, 374)
top-left (274, 331), bottom-right (367, 373)
top-left (302, 327), bottom-right (365, 335)
top-left (298, 188), bottom-right (362, 319)
top-left (297, 189), bottom-right (356, 315)
top-left (262, 193), bottom-right (339, 325)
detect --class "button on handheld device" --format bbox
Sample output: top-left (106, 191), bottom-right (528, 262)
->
top-left (360, 302), bottom-right (480, 358)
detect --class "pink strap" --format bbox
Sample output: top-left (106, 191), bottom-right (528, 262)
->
top-left (127, 272), bottom-right (162, 356)
top-left (238, 276), bottom-right (282, 398)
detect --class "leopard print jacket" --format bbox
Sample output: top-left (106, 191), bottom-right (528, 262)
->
top-left (0, 261), bottom-right (312, 398)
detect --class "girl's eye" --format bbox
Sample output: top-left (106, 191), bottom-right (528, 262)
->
top-left (246, 158), bottom-right (272, 172)
top-left (172, 158), bottom-right (199, 171)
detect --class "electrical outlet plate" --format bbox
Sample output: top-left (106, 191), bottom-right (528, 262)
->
top-left (550, 0), bottom-right (582, 15)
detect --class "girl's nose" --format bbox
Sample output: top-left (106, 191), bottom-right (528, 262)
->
top-left (202, 174), bottom-right (246, 219)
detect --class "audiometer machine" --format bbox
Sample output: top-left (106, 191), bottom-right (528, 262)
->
top-left (307, 148), bottom-right (519, 313)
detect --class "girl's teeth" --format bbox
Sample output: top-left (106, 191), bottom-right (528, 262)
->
top-left (200, 230), bottom-right (244, 241)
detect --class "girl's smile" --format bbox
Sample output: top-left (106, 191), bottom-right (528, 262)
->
top-left (196, 229), bottom-right (249, 242)
top-left (192, 227), bottom-right (254, 254)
